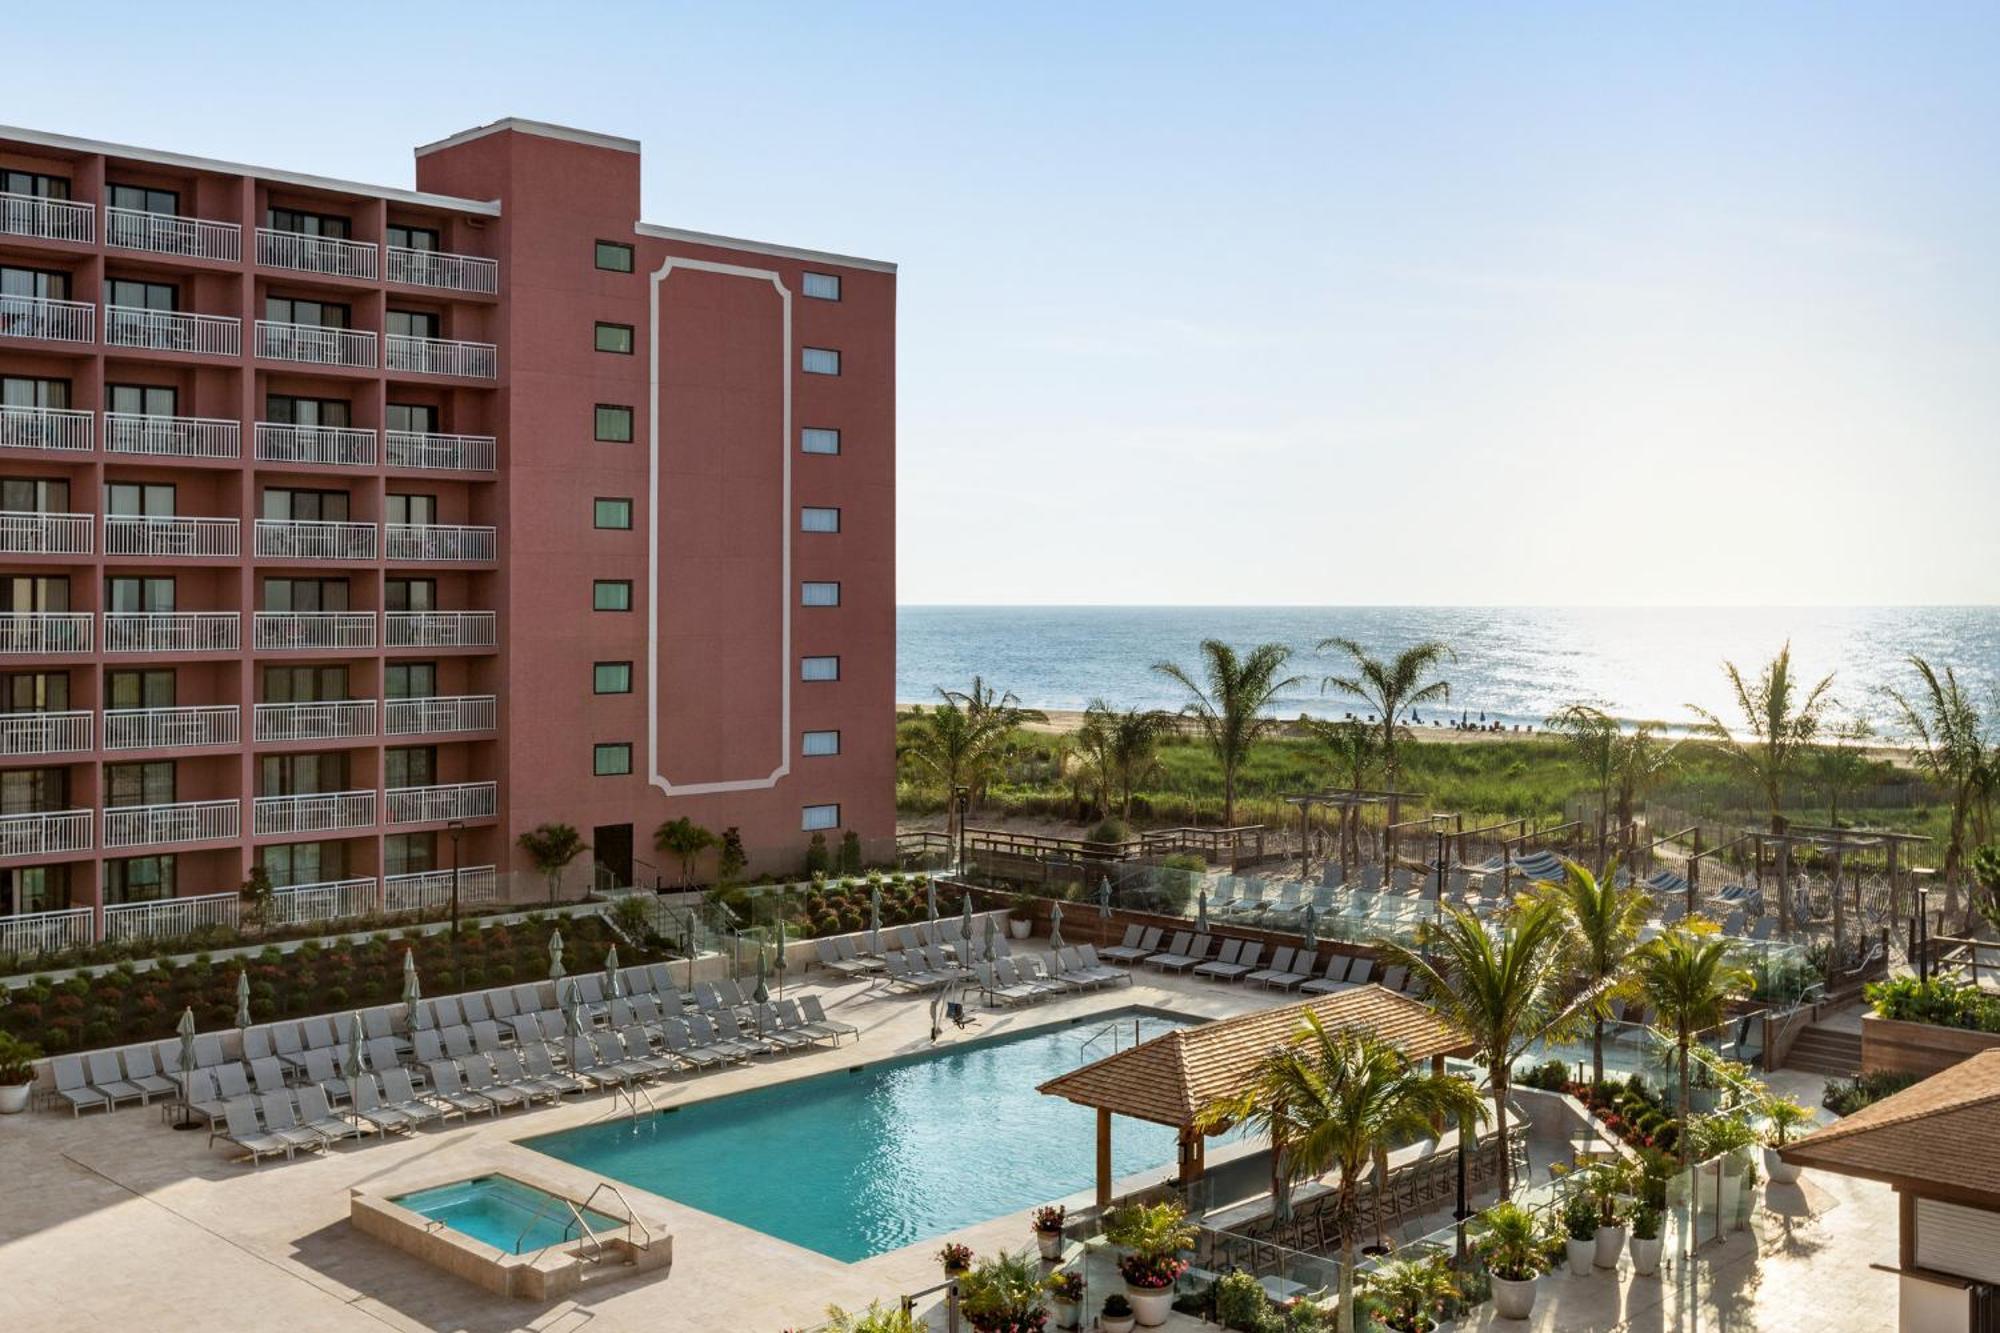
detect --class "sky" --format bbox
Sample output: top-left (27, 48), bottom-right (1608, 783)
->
top-left (14, 3), bottom-right (2000, 606)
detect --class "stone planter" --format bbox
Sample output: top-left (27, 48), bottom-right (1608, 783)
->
top-left (1565, 1237), bottom-right (1595, 1277)
top-left (1593, 1223), bottom-right (1626, 1269)
top-left (1764, 1144), bottom-right (1802, 1186)
top-left (1490, 1273), bottom-right (1539, 1319)
top-left (1010, 918), bottom-right (1033, 939)
top-left (0, 1081), bottom-right (30, 1115)
top-left (1126, 1282), bottom-right (1174, 1327)
top-left (1098, 1310), bottom-right (1137, 1333)
top-left (1050, 1296), bottom-right (1079, 1330)
top-left (1629, 1234), bottom-right (1663, 1276)
top-left (1036, 1229), bottom-right (1065, 1261)
top-left (1862, 1013), bottom-right (2000, 1080)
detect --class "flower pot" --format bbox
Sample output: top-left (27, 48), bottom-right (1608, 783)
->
top-left (1037, 1229), bottom-right (1065, 1261)
top-left (1490, 1273), bottom-right (1539, 1320)
top-left (1125, 1282), bottom-right (1174, 1327)
top-left (0, 1081), bottom-right (29, 1115)
top-left (1099, 1312), bottom-right (1137, 1333)
top-left (1629, 1234), bottom-right (1664, 1276)
top-left (1764, 1145), bottom-right (1802, 1186)
top-left (1565, 1237), bottom-right (1595, 1276)
top-left (1010, 919), bottom-right (1032, 939)
top-left (1594, 1223), bottom-right (1627, 1269)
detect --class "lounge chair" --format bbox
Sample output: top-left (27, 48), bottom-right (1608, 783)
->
top-left (1199, 940), bottom-right (1262, 983)
top-left (835, 935), bottom-right (884, 974)
top-left (659, 1018), bottom-right (732, 1068)
top-left (517, 1044), bottom-right (588, 1096)
top-left (350, 1074), bottom-right (420, 1134)
top-left (242, 1026), bottom-right (275, 1063)
top-left (460, 1053), bottom-right (531, 1110)
top-left (256, 1091), bottom-right (327, 1155)
top-left (365, 1038), bottom-right (407, 1084)
top-left (295, 1084), bottom-right (365, 1146)
top-left (430, 997), bottom-right (463, 1030)
top-left (471, 1019), bottom-right (508, 1052)
top-left (1018, 955), bottom-right (1081, 994)
top-left (710, 1008), bottom-right (783, 1055)
top-left (567, 1036), bottom-right (634, 1087)
top-left (1098, 925), bottom-right (1159, 964)
top-left (120, 1045), bottom-right (178, 1101)
top-left (426, 1061), bottom-right (500, 1117)
top-left (1076, 945), bottom-right (1131, 986)
top-left (1191, 938), bottom-right (1244, 980)
top-left (443, 1026), bottom-right (476, 1060)
top-left (380, 1066), bottom-right (455, 1124)
top-left (220, 1098), bottom-right (291, 1166)
top-left (1155, 935), bottom-right (1214, 974)
top-left (998, 956), bottom-right (1063, 998)
top-left (751, 1005), bottom-right (821, 1049)
top-left (212, 1062), bottom-right (253, 1102)
top-left (362, 1009), bottom-right (406, 1052)
top-left (1246, 945), bottom-right (1297, 987)
top-left (185, 1069), bottom-right (227, 1129)
top-left (86, 1051), bottom-right (149, 1108)
top-left (50, 1057), bottom-right (109, 1116)
top-left (460, 992), bottom-right (491, 1024)
top-left (974, 961), bottom-right (1037, 1006)
top-left (773, 999), bottom-right (840, 1045)
top-left (248, 1057), bottom-right (288, 1095)
top-left (1144, 932), bottom-right (1195, 970)
top-left (491, 1048), bottom-right (565, 1103)
top-left (300, 1016), bottom-right (337, 1050)
top-left (513, 983), bottom-right (546, 1015)
top-left (488, 988), bottom-right (518, 1020)
top-left (1299, 954), bottom-right (1354, 995)
top-left (270, 1023), bottom-right (307, 1073)
top-left (298, 1048), bottom-right (353, 1102)
top-left (1379, 965), bottom-right (1409, 993)
top-left (615, 1027), bottom-right (681, 1076)
top-left (799, 995), bottom-right (861, 1039)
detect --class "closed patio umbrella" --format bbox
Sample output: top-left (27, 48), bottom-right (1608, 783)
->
top-left (775, 916), bottom-right (787, 999)
top-left (752, 950), bottom-right (769, 1005)
top-left (603, 944), bottom-right (622, 1001)
top-left (960, 890), bottom-right (975, 943)
top-left (548, 928), bottom-right (565, 982)
top-left (342, 1011), bottom-right (365, 1085)
top-left (868, 884), bottom-right (883, 955)
top-left (402, 948), bottom-right (425, 1031)
top-left (927, 878), bottom-right (939, 925)
top-left (982, 913), bottom-right (998, 964)
top-left (175, 1006), bottom-right (197, 1127)
top-left (1196, 888), bottom-right (1209, 934)
top-left (1301, 903), bottom-right (1318, 953)
top-left (234, 970), bottom-right (251, 1031)
top-left (1048, 902), bottom-right (1065, 951)
top-left (1098, 876), bottom-right (1113, 919)
top-left (561, 977), bottom-right (584, 1040)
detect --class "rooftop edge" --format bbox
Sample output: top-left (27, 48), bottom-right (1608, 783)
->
top-left (635, 223), bottom-right (897, 275)
top-left (414, 118), bottom-right (641, 158)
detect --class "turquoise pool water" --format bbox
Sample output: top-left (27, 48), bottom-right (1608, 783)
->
top-left (392, 1175), bottom-right (622, 1254)
top-left (523, 1008), bottom-right (1206, 1261)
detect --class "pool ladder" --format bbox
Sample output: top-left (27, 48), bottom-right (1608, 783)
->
top-left (510, 1182), bottom-right (653, 1262)
top-left (1079, 1016), bottom-right (1143, 1056)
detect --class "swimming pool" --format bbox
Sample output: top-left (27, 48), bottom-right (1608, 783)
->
top-left (392, 1175), bottom-right (623, 1254)
top-left (523, 1008), bottom-right (1207, 1261)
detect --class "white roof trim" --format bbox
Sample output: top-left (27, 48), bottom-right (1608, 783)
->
top-left (415, 118), bottom-right (640, 158)
top-left (635, 223), bottom-right (896, 275)
top-left (0, 124), bottom-right (500, 216)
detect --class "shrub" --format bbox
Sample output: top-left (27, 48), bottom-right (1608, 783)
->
top-left (1213, 1270), bottom-right (1268, 1331)
top-left (1823, 1069), bottom-right (1919, 1116)
top-left (1088, 817), bottom-right (1133, 845)
top-left (804, 831), bottom-right (832, 875)
top-left (1866, 975), bottom-right (2000, 1033)
top-left (1515, 1058), bottom-right (1573, 1092)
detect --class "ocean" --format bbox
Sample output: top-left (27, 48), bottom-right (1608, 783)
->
top-left (896, 606), bottom-right (2000, 733)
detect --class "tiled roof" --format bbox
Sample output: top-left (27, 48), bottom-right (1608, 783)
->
top-left (1036, 986), bottom-right (1475, 1129)
top-left (1782, 1050), bottom-right (2000, 1202)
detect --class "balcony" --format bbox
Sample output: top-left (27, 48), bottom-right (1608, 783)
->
top-left (385, 523), bottom-right (495, 563)
top-left (103, 305), bottom-right (242, 357)
top-left (383, 694), bottom-right (496, 736)
top-left (103, 411), bottom-right (241, 460)
top-left (253, 789), bottom-right (375, 836)
top-left (255, 227), bottom-right (378, 280)
top-left (0, 613), bottom-right (92, 656)
top-left (102, 798), bottom-right (240, 850)
top-left (102, 611), bottom-right (241, 654)
top-left (384, 430), bottom-right (496, 473)
top-left (0, 192), bottom-right (93, 244)
top-left (0, 512), bottom-right (92, 556)
top-left (0, 710), bottom-right (92, 757)
top-left (385, 611), bottom-right (496, 649)
top-left (105, 206), bottom-right (243, 262)
top-left (0, 294), bottom-right (94, 344)
top-left (384, 864), bottom-right (498, 914)
top-left (0, 405), bottom-right (93, 454)
top-left (385, 780), bottom-right (497, 825)
top-left (266, 876), bottom-right (378, 926)
top-left (385, 333), bottom-right (497, 380)
top-left (0, 809), bottom-right (91, 858)
top-left (253, 422), bottom-right (378, 467)
top-left (253, 699), bottom-right (377, 743)
top-left (253, 611), bottom-right (376, 651)
top-left (386, 246), bottom-right (499, 295)
top-left (254, 519), bottom-right (378, 561)
top-left (103, 514), bottom-right (240, 558)
top-left (255, 320), bottom-right (376, 369)
top-left (103, 704), bottom-right (241, 751)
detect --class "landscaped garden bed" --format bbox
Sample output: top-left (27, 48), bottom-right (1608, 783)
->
top-left (1859, 976), bottom-right (2000, 1077)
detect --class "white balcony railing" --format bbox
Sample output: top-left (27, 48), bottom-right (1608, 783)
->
top-left (103, 798), bottom-right (240, 849)
top-left (0, 906), bottom-right (94, 960)
top-left (0, 191), bottom-right (94, 243)
top-left (386, 245), bottom-right (499, 295)
top-left (0, 294), bottom-right (94, 344)
top-left (103, 305), bottom-right (242, 357)
top-left (105, 206), bottom-right (243, 262)
top-left (253, 421), bottom-right (378, 467)
top-left (103, 704), bottom-right (241, 751)
top-left (255, 320), bottom-right (376, 368)
top-left (383, 694), bottom-right (497, 736)
top-left (385, 333), bottom-right (497, 379)
top-left (102, 891), bottom-right (239, 945)
top-left (0, 612), bottom-right (92, 655)
top-left (0, 405), bottom-right (93, 453)
top-left (385, 611), bottom-right (496, 649)
top-left (256, 227), bottom-right (378, 279)
top-left (0, 809), bottom-right (92, 858)
top-left (254, 519), bottom-right (378, 561)
top-left (0, 512), bottom-right (92, 556)
top-left (103, 514), bottom-right (240, 557)
top-left (254, 699), bottom-right (377, 743)
top-left (384, 523), bottom-right (496, 563)
top-left (384, 430), bottom-right (496, 473)
top-left (267, 877), bottom-right (378, 926)
top-left (385, 781), bottom-right (497, 825)
top-left (0, 710), bottom-right (92, 757)
top-left (253, 789), bottom-right (376, 836)
top-left (103, 411), bottom-right (241, 460)
top-left (253, 611), bottom-right (376, 651)
top-left (383, 864), bottom-right (498, 914)
top-left (102, 611), bottom-right (241, 653)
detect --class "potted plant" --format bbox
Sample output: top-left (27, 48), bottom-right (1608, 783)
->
top-left (1473, 1201), bottom-right (1550, 1320)
top-left (1045, 1271), bottom-right (1084, 1331)
top-left (1098, 1294), bottom-right (1136, 1333)
top-left (1104, 1200), bottom-right (1196, 1327)
top-left (1759, 1093), bottom-right (1813, 1186)
top-left (1628, 1203), bottom-right (1664, 1276)
top-left (1583, 1160), bottom-right (1631, 1269)
top-left (938, 1241), bottom-right (974, 1279)
top-left (1560, 1193), bottom-right (1598, 1277)
top-left (1009, 893), bottom-right (1037, 939)
top-left (958, 1249), bottom-right (1049, 1333)
top-left (821, 1300), bottom-right (922, 1333)
top-left (0, 1034), bottom-right (37, 1114)
top-left (1363, 1250), bottom-right (1459, 1332)
top-left (1032, 1205), bottom-right (1067, 1261)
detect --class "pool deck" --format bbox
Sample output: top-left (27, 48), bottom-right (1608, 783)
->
top-left (0, 945), bottom-right (1899, 1332)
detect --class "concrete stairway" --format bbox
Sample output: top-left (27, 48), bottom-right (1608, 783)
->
top-left (1784, 1023), bottom-right (1864, 1077)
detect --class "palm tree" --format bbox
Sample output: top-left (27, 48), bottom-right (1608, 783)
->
top-left (1319, 639), bottom-right (1453, 863)
top-left (1374, 900), bottom-right (1586, 1198)
top-left (1813, 717), bottom-right (1879, 828)
top-left (1303, 716), bottom-right (1379, 872)
top-left (1630, 928), bottom-right (1753, 1153)
top-left (653, 817), bottom-right (717, 887)
top-left (899, 681), bottom-right (1044, 842)
top-left (1153, 641), bottom-right (1302, 827)
top-left (1885, 656), bottom-right (1990, 923)
top-left (1687, 643), bottom-right (1835, 932)
top-left (1609, 724), bottom-right (1678, 859)
top-left (1196, 1016), bottom-right (1485, 1333)
top-left (1547, 703), bottom-right (1620, 856)
top-left (1076, 699), bottom-right (1175, 820)
top-left (516, 823), bottom-right (589, 904)
top-left (1521, 859), bottom-right (1650, 1086)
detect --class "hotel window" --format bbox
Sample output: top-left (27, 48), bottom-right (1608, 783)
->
top-left (594, 743), bottom-right (633, 776)
top-left (265, 295), bottom-right (350, 328)
top-left (593, 579), bottom-right (632, 612)
top-left (265, 206), bottom-right (350, 238)
top-left (384, 832), bottom-right (435, 876)
top-left (6, 477), bottom-right (67, 515)
top-left (593, 662), bottom-right (632, 694)
top-left (104, 855), bottom-right (174, 906)
top-left (107, 668), bottom-right (174, 710)
top-left (801, 803), bottom-right (841, 831)
top-left (1, 266), bottom-right (70, 301)
top-left (258, 752), bottom-right (350, 797)
top-left (1, 171), bottom-right (69, 200)
top-left (262, 487), bottom-right (349, 522)
top-left (3, 864), bottom-right (69, 915)
top-left (385, 745), bottom-right (437, 789)
top-left (106, 575), bottom-right (174, 613)
top-left (801, 347), bottom-right (840, 375)
top-left (386, 402), bottom-right (438, 434)
top-left (595, 241), bottom-right (634, 273)
top-left (800, 655), bottom-right (840, 682)
top-left (266, 394), bottom-right (351, 428)
top-left (107, 383), bottom-right (174, 418)
top-left (387, 309), bottom-right (440, 340)
top-left (260, 840), bottom-right (346, 888)
top-left (385, 493), bottom-right (437, 526)
top-left (3, 670), bottom-right (71, 712)
top-left (800, 507), bottom-right (841, 534)
top-left (2, 375), bottom-right (70, 410)
top-left (384, 661), bottom-right (436, 700)
top-left (802, 730), bottom-right (841, 757)
top-left (107, 184), bottom-right (177, 215)
top-left (595, 404), bottom-right (634, 442)
top-left (262, 664), bottom-right (347, 704)
top-left (105, 760), bottom-right (175, 808)
top-left (801, 428), bottom-right (841, 455)
top-left (385, 577), bottom-right (435, 612)
top-left (802, 272), bottom-right (841, 301)
top-left (595, 322), bottom-right (634, 354)
top-left (801, 582), bottom-right (841, 607)
top-left (263, 577), bottom-right (348, 612)
top-left (388, 224), bottom-right (439, 252)
top-left (594, 498), bottom-right (633, 530)
top-left (105, 277), bottom-right (177, 312)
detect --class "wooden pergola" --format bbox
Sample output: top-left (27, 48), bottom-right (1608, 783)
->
top-left (1731, 824), bottom-right (1929, 942)
top-left (1282, 787), bottom-right (1424, 879)
top-left (1037, 986), bottom-right (1476, 1208)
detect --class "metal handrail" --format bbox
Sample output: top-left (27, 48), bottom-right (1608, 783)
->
top-left (581, 1181), bottom-right (653, 1251)
top-left (511, 1193), bottom-right (603, 1260)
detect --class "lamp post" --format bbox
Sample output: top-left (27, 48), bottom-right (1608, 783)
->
top-left (1916, 885), bottom-right (1932, 983)
top-left (447, 819), bottom-right (464, 939)
top-left (952, 785), bottom-right (972, 876)
top-left (1453, 1108), bottom-right (1471, 1264)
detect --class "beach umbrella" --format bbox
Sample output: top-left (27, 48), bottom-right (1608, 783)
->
top-left (561, 976), bottom-right (584, 1039)
top-left (548, 928), bottom-right (565, 982)
top-left (927, 878), bottom-right (939, 924)
top-left (1301, 903), bottom-right (1319, 953)
top-left (175, 1006), bottom-right (197, 1125)
top-left (402, 948), bottom-right (425, 1031)
top-left (983, 913), bottom-right (998, 963)
top-left (1196, 888), bottom-right (1209, 933)
top-left (868, 884), bottom-right (883, 955)
top-left (1098, 876), bottom-right (1113, 919)
top-left (1049, 902), bottom-right (1065, 951)
top-left (342, 1011), bottom-right (364, 1084)
top-left (234, 970), bottom-right (251, 1030)
top-left (752, 951), bottom-right (769, 1005)
top-left (603, 944), bottom-right (622, 1001)
top-left (960, 890), bottom-right (975, 943)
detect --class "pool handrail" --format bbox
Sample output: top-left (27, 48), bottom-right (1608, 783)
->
top-left (582, 1181), bottom-right (653, 1251)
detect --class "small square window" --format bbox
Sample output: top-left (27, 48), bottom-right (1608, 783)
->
top-left (595, 404), bottom-right (633, 442)
top-left (801, 427), bottom-right (841, 455)
top-left (801, 347), bottom-right (840, 375)
top-left (802, 730), bottom-right (841, 757)
top-left (801, 803), bottom-right (841, 831)
top-left (595, 240), bottom-right (634, 273)
top-left (595, 498), bottom-right (633, 530)
top-left (594, 742), bottom-right (633, 776)
top-left (800, 507), bottom-right (840, 533)
top-left (593, 579), bottom-right (632, 611)
top-left (594, 661), bottom-right (632, 694)
top-left (595, 322), bottom-right (635, 355)
top-left (802, 272), bottom-right (841, 301)
top-left (800, 655), bottom-right (840, 681)
top-left (801, 581), bottom-right (841, 607)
